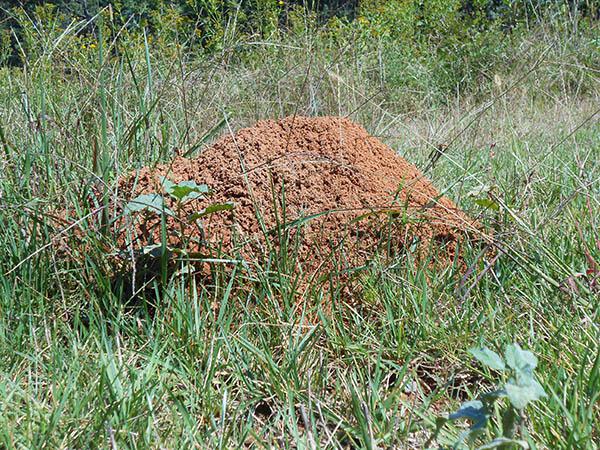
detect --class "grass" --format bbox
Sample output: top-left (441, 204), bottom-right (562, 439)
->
top-left (0, 10), bottom-right (598, 449)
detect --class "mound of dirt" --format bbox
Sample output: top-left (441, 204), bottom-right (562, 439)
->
top-left (116, 116), bottom-right (480, 277)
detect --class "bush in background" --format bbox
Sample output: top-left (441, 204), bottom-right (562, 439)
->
top-left (0, 0), bottom-right (596, 105)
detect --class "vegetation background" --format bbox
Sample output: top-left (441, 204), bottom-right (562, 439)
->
top-left (0, 0), bottom-right (598, 448)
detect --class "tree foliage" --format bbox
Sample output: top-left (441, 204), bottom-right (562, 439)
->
top-left (0, 0), bottom-right (596, 66)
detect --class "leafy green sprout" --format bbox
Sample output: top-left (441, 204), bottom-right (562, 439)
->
top-left (123, 177), bottom-right (233, 256)
top-left (430, 344), bottom-right (547, 450)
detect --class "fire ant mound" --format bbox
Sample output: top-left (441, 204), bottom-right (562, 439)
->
top-left (117, 116), bottom-right (481, 280)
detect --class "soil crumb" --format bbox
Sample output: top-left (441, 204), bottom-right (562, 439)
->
top-left (116, 116), bottom-right (480, 277)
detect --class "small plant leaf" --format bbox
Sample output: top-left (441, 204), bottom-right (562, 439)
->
top-left (505, 377), bottom-right (546, 410)
top-left (438, 343), bottom-right (546, 448)
top-left (469, 347), bottom-right (506, 371)
top-left (474, 198), bottom-right (500, 211)
top-left (476, 437), bottom-right (529, 449)
top-left (505, 343), bottom-right (538, 376)
top-left (161, 177), bottom-right (210, 202)
top-left (449, 400), bottom-right (488, 425)
top-left (160, 177), bottom-right (176, 193)
top-left (125, 193), bottom-right (172, 215)
top-left (188, 202), bottom-right (234, 221)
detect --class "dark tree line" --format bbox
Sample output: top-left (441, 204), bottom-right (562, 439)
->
top-left (0, 0), bottom-right (596, 66)
top-left (1, 0), bottom-right (596, 25)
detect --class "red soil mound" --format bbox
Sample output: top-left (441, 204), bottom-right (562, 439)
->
top-left (116, 116), bottom-right (480, 276)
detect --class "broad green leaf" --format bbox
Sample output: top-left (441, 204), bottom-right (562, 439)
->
top-left (505, 377), bottom-right (546, 409)
top-left (476, 437), bottom-right (529, 449)
top-left (125, 194), bottom-right (172, 215)
top-left (449, 400), bottom-right (489, 440)
top-left (161, 177), bottom-right (210, 202)
top-left (505, 343), bottom-right (538, 376)
top-left (188, 202), bottom-right (234, 221)
top-left (469, 347), bottom-right (506, 371)
top-left (160, 177), bottom-right (176, 193)
top-left (474, 198), bottom-right (500, 211)
top-left (449, 400), bottom-right (487, 423)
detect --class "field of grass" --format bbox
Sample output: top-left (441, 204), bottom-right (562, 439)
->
top-left (0, 8), bottom-right (598, 449)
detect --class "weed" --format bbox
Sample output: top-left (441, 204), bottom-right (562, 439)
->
top-left (430, 344), bottom-right (547, 449)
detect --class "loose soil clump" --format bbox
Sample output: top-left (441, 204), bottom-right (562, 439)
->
top-left (117, 116), bottom-right (480, 279)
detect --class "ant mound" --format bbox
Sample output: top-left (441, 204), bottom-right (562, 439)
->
top-left (117, 116), bottom-right (481, 279)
